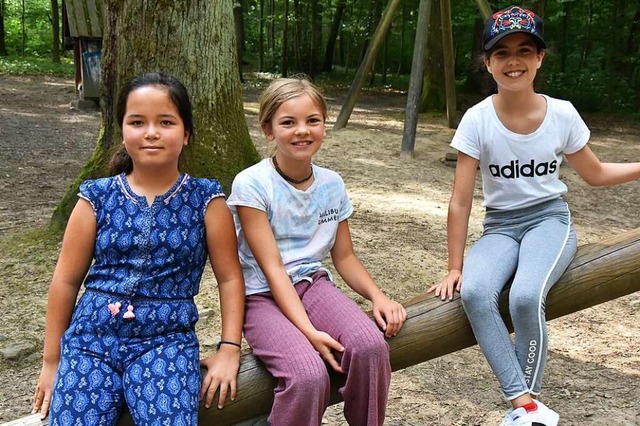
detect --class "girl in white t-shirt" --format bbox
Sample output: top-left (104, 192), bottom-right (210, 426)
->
top-left (429, 6), bottom-right (640, 426)
top-left (227, 77), bottom-right (406, 426)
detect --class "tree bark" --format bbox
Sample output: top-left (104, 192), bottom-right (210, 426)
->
top-left (51, 0), bottom-right (260, 229)
top-left (0, 0), bottom-right (7, 56)
top-left (281, 0), bottom-right (289, 76)
top-left (440, 0), bottom-right (457, 127)
top-left (419, 0), bottom-right (444, 112)
top-left (50, 0), bottom-right (60, 62)
top-left (293, 0), bottom-right (303, 71)
top-left (233, 0), bottom-right (245, 81)
top-left (322, 0), bottom-right (346, 73)
top-left (309, 0), bottom-right (321, 78)
top-left (259, 0), bottom-right (265, 71)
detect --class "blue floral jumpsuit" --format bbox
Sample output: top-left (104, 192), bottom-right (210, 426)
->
top-left (49, 173), bottom-right (224, 426)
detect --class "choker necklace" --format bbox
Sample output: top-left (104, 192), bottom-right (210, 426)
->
top-left (272, 156), bottom-right (313, 184)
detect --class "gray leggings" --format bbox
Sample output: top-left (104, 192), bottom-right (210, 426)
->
top-left (461, 198), bottom-right (577, 400)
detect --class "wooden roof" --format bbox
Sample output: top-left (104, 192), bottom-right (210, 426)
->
top-left (65, 0), bottom-right (104, 38)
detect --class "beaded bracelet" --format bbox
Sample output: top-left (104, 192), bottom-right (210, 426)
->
top-left (217, 340), bottom-right (242, 350)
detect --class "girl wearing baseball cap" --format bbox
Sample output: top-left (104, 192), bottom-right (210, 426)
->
top-left (429, 5), bottom-right (640, 426)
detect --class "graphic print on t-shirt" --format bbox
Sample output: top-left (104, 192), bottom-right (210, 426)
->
top-left (488, 158), bottom-right (558, 179)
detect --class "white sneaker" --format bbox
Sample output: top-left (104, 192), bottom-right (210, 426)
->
top-left (500, 401), bottom-right (559, 426)
top-left (500, 407), bottom-right (527, 426)
top-left (527, 400), bottom-right (559, 426)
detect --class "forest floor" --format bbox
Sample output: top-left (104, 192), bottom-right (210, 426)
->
top-left (0, 74), bottom-right (639, 425)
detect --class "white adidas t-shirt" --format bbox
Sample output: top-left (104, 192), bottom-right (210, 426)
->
top-left (227, 158), bottom-right (353, 295)
top-left (451, 95), bottom-right (590, 210)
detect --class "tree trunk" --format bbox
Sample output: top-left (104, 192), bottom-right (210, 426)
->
top-left (21, 0), bottom-right (25, 55)
top-left (322, 0), bottom-right (346, 73)
top-left (366, 0), bottom-right (383, 86)
top-left (281, 0), bottom-right (289, 76)
top-left (334, 0), bottom-right (403, 129)
top-left (309, 0), bottom-right (321, 78)
top-left (420, 0), bottom-right (445, 112)
top-left (259, 0), bottom-right (264, 71)
top-left (233, 0), bottom-right (245, 81)
top-left (474, 0), bottom-right (491, 19)
top-left (293, 0), bottom-right (303, 71)
top-left (268, 0), bottom-right (275, 70)
top-left (0, 0), bottom-right (7, 56)
top-left (440, 0), bottom-right (457, 128)
top-left (51, 0), bottom-right (260, 229)
top-left (401, 0), bottom-right (431, 158)
top-left (578, 0), bottom-right (593, 73)
top-left (50, 0), bottom-right (60, 62)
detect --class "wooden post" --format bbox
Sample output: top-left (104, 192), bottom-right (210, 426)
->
top-left (333, 0), bottom-right (403, 130)
top-left (440, 0), bottom-right (457, 128)
top-left (475, 0), bottom-right (492, 19)
top-left (400, 0), bottom-right (432, 158)
top-left (9, 229), bottom-right (640, 425)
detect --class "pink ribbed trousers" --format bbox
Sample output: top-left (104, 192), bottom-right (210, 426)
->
top-left (244, 272), bottom-right (391, 426)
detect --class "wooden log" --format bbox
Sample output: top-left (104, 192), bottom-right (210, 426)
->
top-left (10, 228), bottom-right (640, 426)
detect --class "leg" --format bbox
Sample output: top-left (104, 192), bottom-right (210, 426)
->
top-left (460, 233), bottom-right (530, 400)
top-left (244, 289), bottom-right (330, 426)
top-left (510, 217), bottom-right (577, 395)
top-left (301, 274), bottom-right (390, 426)
top-left (49, 333), bottom-right (124, 426)
top-left (122, 332), bottom-right (200, 426)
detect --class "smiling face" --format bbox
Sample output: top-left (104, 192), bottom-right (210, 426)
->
top-left (121, 85), bottom-right (189, 171)
top-left (263, 93), bottom-right (326, 163)
top-left (484, 32), bottom-right (545, 93)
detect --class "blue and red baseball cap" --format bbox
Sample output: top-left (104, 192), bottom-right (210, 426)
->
top-left (482, 6), bottom-right (546, 52)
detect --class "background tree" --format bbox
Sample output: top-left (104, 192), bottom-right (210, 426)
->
top-left (49, 0), bottom-right (59, 62)
top-left (2, 0), bottom-right (639, 112)
top-left (51, 0), bottom-right (260, 228)
top-left (0, 0), bottom-right (7, 56)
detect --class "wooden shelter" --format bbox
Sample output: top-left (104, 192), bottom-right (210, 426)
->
top-left (63, 0), bottom-right (104, 106)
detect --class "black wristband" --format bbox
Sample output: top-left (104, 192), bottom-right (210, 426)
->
top-left (216, 340), bottom-right (241, 350)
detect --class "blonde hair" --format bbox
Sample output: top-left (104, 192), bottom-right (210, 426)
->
top-left (259, 76), bottom-right (328, 137)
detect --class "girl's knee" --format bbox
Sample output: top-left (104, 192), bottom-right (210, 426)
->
top-left (460, 283), bottom-right (498, 308)
top-left (509, 291), bottom-right (542, 317)
top-left (345, 331), bottom-right (390, 366)
top-left (287, 359), bottom-right (331, 396)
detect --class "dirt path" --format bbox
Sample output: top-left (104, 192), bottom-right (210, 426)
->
top-left (0, 75), bottom-right (638, 425)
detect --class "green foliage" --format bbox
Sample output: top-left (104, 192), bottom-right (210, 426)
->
top-left (239, 0), bottom-right (640, 113)
top-left (0, 54), bottom-right (73, 76)
top-left (2, 0), bottom-right (638, 112)
top-left (2, 0), bottom-right (61, 56)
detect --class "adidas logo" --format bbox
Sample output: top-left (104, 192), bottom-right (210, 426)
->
top-left (488, 159), bottom-right (558, 179)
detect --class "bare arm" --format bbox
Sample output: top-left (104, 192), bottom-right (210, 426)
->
top-left (565, 145), bottom-right (640, 186)
top-left (33, 199), bottom-right (96, 418)
top-left (330, 220), bottom-right (406, 337)
top-left (428, 152), bottom-right (478, 300)
top-left (236, 206), bottom-right (345, 372)
top-left (199, 197), bottom-right (245, 409)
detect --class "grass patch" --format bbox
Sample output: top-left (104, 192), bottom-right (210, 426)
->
top-left (0, 227), bottom-right (62, 273)
top-left (0, 55), bottom-right (74, 77)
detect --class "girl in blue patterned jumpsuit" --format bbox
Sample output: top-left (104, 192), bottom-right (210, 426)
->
top-left (31, 73), bottom-right (245, 425)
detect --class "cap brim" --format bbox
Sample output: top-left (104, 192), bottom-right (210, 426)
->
top-left (483, 30), bottom-right (546, 51)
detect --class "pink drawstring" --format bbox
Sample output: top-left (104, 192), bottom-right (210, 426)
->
top-left (123, 305), bottom-right (135, 319)
top-left (107, 302), bottom-right (121, 316)
top-left (107, 302), bottom-right (135, 319)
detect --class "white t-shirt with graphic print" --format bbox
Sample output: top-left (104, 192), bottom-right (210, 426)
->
top-left (227, 158), bottom-right (353, 296)
top-left (451, 95), bottom-right (590, 210)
